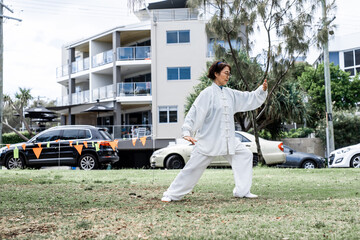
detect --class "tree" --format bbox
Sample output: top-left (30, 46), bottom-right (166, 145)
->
top-left (298, 63), bottom-right (360, 127)
top-left (316, 109), bottom-right (360, 149)
top-left (3, 87), bottom-right (34, 140)
top-left (184, 0), bottom-right (322, 164)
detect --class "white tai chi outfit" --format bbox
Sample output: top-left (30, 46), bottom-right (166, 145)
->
top-left (163, 83), bottom-right (267, 200)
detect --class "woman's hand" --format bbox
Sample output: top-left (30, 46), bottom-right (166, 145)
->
top-left (263, 79), bottom-right (268, 91)
top-left (183, 136), bottom-right (197, 145)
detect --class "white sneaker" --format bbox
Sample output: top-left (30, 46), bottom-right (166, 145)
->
top-left (244, 193), bottom-right (258, 199)
top-left (161, 196), bottom-right (172, 202)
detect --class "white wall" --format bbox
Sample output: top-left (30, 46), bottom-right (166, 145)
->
top-left (152, 20), bottom-right (208, 138)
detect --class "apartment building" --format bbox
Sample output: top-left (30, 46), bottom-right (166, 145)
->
top-left (55, 0), bottom-right (236, 140)
top-left (314, 32), bottom-right (360, 77)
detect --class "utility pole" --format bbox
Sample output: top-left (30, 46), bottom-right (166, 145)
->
top-left (321, 0), bottom-right (335, 157)
top-left (0, 0), bottom-right (22, 144)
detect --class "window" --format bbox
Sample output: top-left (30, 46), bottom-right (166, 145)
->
top-left (62, 129), bottom-right (91, 140)
top-left (208, 38), bottom-right (241, 57)
top-left (343, 49), bottom-right (360, 76)
top-left (167, 67), bottom-right (191, 80)
top-left (159, 106), bottom-right (178, 123)
top-left (166, 30), bottom-right (190, 44)
top-left (35, 130), bottom-right (61, 142)
top-left (235, 132), bottom-right (251, 143)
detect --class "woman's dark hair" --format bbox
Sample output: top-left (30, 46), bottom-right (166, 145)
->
top-left (207, 61), bottom-right (231, 80)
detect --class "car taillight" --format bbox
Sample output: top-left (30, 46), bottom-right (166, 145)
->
top-left (99, 141), bottom-right (110, 146)
top-left (278, 143), bottom-right (284, 152)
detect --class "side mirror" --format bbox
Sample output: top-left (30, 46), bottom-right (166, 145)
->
top-left (289, 150), bottom-right (293, 154)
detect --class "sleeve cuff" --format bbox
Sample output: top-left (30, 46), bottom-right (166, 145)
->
top-left (182, 130), bottom-right (191, 138)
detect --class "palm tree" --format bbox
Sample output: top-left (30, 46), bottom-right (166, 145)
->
top-left (3, 87), bottom-right (34, 139)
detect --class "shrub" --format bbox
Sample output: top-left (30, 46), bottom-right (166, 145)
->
top-left (316, 110), bottom-right (360, 149)
top-left (2, 132), bottom-right (32, 144)
top-left (280, 127), bottom-right (315, 138)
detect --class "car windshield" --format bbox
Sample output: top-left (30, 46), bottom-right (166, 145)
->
top-left (235, 132), bottom-right (251, 142)
top-left (99, 129), bottom-right (112, 140)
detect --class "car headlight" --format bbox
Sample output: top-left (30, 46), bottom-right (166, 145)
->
top-left (152, 149), bottom-right (164, 156)
top-left (335, 158), bottom-right (343, 164)
top-left (336, 147), bottom-right (351, 154)
top-left (0, 146), bottom-right (7, 154)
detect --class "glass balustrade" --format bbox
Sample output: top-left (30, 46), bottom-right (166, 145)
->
top-left (71, 90), bottom-right (90, 105)
top-left (152, 8), bottom-right (199, 21)
top-left (117, 46), bottom-right (151, 61)
top-left (93, 85), bottom-right (113, 100)
top-left (117, 82), bottom-right (151, 96)
top-left (92, 50), bottom-right (113, 67)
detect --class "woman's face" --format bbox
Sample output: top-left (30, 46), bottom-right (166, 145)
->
top-left (214, 66), bottom-right (231, 86)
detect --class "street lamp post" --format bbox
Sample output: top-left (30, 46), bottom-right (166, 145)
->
top-left (322, 0), bottom-right (335, 157)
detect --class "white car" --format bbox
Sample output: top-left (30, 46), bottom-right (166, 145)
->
top-left (150, 131), bottom-right (286, 169)
top-left (328, 144), bottom-right (360, 168)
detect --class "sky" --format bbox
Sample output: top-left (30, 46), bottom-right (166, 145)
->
top-left (3, 0), bottom-right (360, 102)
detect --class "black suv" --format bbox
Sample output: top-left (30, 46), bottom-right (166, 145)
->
top-left (0, 125), bottom-right (119, 170)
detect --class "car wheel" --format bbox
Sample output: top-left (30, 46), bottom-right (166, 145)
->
top-left (302, 160), bottom-right (316, 169)
top-left (79, 154), bottom-right (98, 170)
top-left (252, 154), bottom-right (259, 167)
top-left (350, 154), bottom-right (360, 168)
top-left (165, 154), bottom-right (185, 169)
top-left (5, 155), bottom-right (25, 170)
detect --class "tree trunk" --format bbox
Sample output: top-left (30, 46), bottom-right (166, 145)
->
top-left (251, 111), bottom-right (265, 165)
top-left (2, 121), bottom-right (30, 141)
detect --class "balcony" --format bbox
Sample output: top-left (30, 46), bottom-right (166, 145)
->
top-left (55, 90), bottom-right (90, 106)
top-left (56, 58), bottom-right (89, 78)
top-left (96, 124), bottom-right (152, 139)
top-left (71, 90), bottom-right (90, 105)
top-left (152, 8), bottom-right (199, 22)
top-left (56, 95), bottom-right (69, 106)
top-left (92, 50), bottom-right (113, 67)
top-left (71, 58), bottom-right (90, 74)
top-left (56, 65), bottom-right (69, 78)
top-left (117, 46), bottom-right (151, 61)
top-left (93, 85), bottom-right (114, 100)
top-left (117, 82), bottom-right (151, 97)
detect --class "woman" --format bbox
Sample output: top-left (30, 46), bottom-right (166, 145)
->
top-left (161, 61), bottom-right (268, 202)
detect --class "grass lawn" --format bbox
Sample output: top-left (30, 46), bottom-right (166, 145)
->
top-left (0, 167), bottom-right (359, 239)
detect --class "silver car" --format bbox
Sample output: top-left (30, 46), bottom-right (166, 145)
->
top-left (150, 131), bottom-right (286, 169)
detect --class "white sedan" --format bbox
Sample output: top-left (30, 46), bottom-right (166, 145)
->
top-left (328, 144), bottom-right (360, 168)
top-left (150, 131), bottom-right (286, 169)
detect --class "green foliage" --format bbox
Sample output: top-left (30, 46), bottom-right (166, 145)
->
top-left (280, 127), bottom-right (315, 138)
top-left (298, 63), bottom-right (360, 127)
top-left (259, 127), bottom-right (315, 140)
top-left (2, 132), bottom-right (32, 144)
top-left (316, 109), bottom-right (360, 149)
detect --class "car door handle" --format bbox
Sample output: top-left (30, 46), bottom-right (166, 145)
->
top-left (245, 145), bottom-right (251, 147)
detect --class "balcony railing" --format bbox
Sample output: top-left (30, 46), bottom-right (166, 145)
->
top-left (71, 58), bottom-right (90, 74)
top-left (56, 91), bottom-right (90, 106)
top-left (56, 58), bottom-right (89, 78)
top-left (93, 84), bottom-right (113, 100)
top-left (71, 90), bottom-right (90, 105)
top-left (56, 95), bottom-right (69, 106)
top-left (117, 82), bottom-right (151, 97)
top-left (92, 50), bottom-right (113, 67)
top-left (117, 46), bottom-right (151, 61)
top-left (96, 124), bottom-right (152, 139)
top-left (152, 8), bottom-right (199, 21)
top-left (56, 65), bottom-right (69, 78)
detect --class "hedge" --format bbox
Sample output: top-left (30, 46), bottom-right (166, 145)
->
top-left (2, 132), bottom-right (33, 145)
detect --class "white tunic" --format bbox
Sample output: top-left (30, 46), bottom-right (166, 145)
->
top-left (182, 83), bottom-right (268, 156)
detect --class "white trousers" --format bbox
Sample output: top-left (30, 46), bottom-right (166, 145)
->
top-left (163, 141), bottom-right (253, 200)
